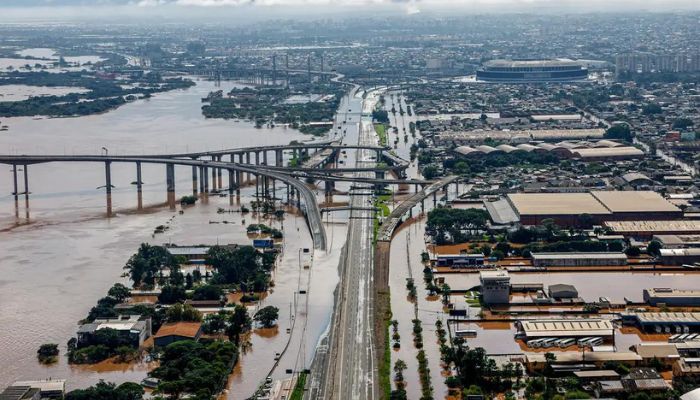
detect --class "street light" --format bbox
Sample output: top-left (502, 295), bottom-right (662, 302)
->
top-left (101, 147), bottom-right (109, 156)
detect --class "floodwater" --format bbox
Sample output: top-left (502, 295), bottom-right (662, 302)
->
top-left (0, 85), bottom-right (90, 102)
top-left (0, 76), bottom-right (343, 398)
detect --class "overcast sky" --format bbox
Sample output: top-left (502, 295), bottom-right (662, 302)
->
top-left (1, 0), bottom-right (698, 21)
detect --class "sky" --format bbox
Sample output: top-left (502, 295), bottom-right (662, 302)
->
top-left (0, 0), bottom-right (698, 21)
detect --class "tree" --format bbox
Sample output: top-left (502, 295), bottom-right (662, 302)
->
top-left (158, 285), bottom-right (186, 304)
top-left (647, 240), bottom-right (662, 257)
top-left (254, 306), bottom-right (280, 328)
top-left (65, 381), bottom-right (144, 400)
top-left (625, 246), bottom-right (641, 257)
top-left (192, 284), bottom-right (223, 301)
top-left (108, 283), bottom-right (131, 302)
top-left (491, 250), bottom-right (505, 261)
top-left (422, 165), bottom-right (438, 180)
top-left (441, 283), bottom-right (451, 305)
top-left (166, 303), bottom-right (202, 322)
top-left (227, 304), bottom-right (251, 343)
top-left (394, 359), bottom-right (407, 383)
top-left (37, 343), bottom-right (59, 364)
top-left (604, 124), bottom-right (633, 142)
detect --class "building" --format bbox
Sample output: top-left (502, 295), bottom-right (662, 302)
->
top-left (653, 235), bottom-right (700, 249)
top-left (476, 59), bottom-right (588, 82)
top-left (0, 380), bottom-right (65, 400)
top-left (531, 252), bottom-right (627, 267)
top-left (518, 318), bottom-right (614, 340)
top-left (526, 351), bottom-right (640, 372)
top-left (166, 246), bottom-right (211, 264)
top-left (154, 321), bottom-right (203, 347)
top-left (548, 284), bottom-right (579, 299)
top-left (605, 220), bottom-right (700, 238)
top-left (621, 368), bottom-right (671, 392)
top-left (479, 270), bottom-right (510, 305)
top-left (11, 381), bottom-right (65, 399)
top-left (504, 191), bottom-right (682, 226)
top-left (0, 386), bottom-right (40, 400)
top-left (435, 254), bottom-right (485, 268)
top-left (659, 248), bottom-right (700, 266)
top-left (621, 311), bottom-right (700, 333)
top-left (77, 315), bottom-right (151, 348)
top-left (644, 288), bottom-right (700, 306)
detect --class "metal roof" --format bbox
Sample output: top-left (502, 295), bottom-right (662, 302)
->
top-left (520, 318), bottom-right (613, 337)
top-left (507, 192), bottom-right (611, 216)
top-left (483, 59), bottom-right (581, 68)
top-left (532, 252), bottom-right (627, 260)
top-left (591, 191), bottom-right (680, 214)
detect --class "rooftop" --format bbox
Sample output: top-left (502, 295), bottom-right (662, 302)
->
top-left (479, 270), bottom-right (510, 280)
top-left (154, 322), bottom-right (202, 339)
top-left (626, 312), bottom-right (700, 324)
top-left (520, 318), bottom-right (613, 337)
top-left (532, 252), bottom-right (627, 260)
top-left (645, 288), bottom-right (700, 298)
top-left (660, 248), bottom-right (700, 257)
top-left (507, 192), bottom-right (611, 216)
top-left (606, 220), bottom-right (700, 233)
top-left (483, 59), bottom-right (582, 68)
top-left (591, 191), bottom-right (680, 214)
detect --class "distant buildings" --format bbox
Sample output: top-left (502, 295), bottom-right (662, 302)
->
top-left (615, 52), bottom-right (700, 75)
top-left (435, 254), bottom-right (485, 268)
top-left (531, 252), bottom-right (628, 268)
top-left (476, 59), bottom-right (588, 82)
top-left (518, 318), bottom-right (614, 340)
top-left (643, 288), bottom-right (700, 307)
top-left (0, 380), bottom-right (65, 400)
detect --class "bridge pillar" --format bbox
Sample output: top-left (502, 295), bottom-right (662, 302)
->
top-left (198, 166), bottom-right (205, 194)
top-left (262, 151), bottom-right (268, 166)
top-left (324, 180), bottom-right (335, 194)
top-left (211, 164), bottom-right (217, 191)
top-left (166, 163), bottom-right (176, 210)
top-left (254, 174), bottom-right (259, 200)
top-left (228, 169), bottom-right (235, 206)
top-left (421, 199), bottom-right (425, 213)
top-left (104, 161), bottom-right (112, 216)
top-left (136, 161), bottom-right (143, 210)
top-left (433, 191), bottom-right (437, 207)
top-left (235, 171), bottom-right (241, 196)
top-left (245, 153), bottom-right (251, 182)
top-left (12, 163), bottom-right (18, 200)
top-left (217, 157), bottom-right (223, 188)
top-left (203, 167), bottom-right (209, 193)
top-left (255, 151), bottom-right (260, 165)
top-left (191, 166), bottom-right (198, 197)
top-left (376, 150), bottom-right (382, 162)
top-left (23, 163), bottom-right (29, 202)
top-left (286, 185), bottom-right (290, 205)
top-left (276, 150), bottom-right (283, 166)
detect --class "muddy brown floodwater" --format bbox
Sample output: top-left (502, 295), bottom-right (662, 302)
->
top-left (0, 78), bottom-right (343, 398)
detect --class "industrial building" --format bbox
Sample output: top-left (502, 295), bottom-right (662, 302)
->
top-left (548, 284), bottom-right (579, 299)
top-left (518, 318), bottom-right (614, 339)
top-left (435, 254), bottom-right (485, 268)
top-left (0, 380), bottom-right (66, 400)
top-left (605, 220), bottom-right (700, 238)
top-left (659, 248), bottom-right (700, 266)
top-left (621, 312), bottom-right (700, 333)
top-left (479, 270), bottom-right (510, 305)
top-left (452, 140), bottom-right (642, 160)
top-left (644, 288), bottom-right (700, 306)
top-left (475, 59), bottom-right (588, 82)
top-left (503, 191), bottom-right (682, 226)
top-left (653, 235), bottom-right (700, 249)
top-left (531, 252), bottom-right (628, 267)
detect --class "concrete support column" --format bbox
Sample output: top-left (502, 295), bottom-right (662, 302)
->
top-left (433, 191), bottom-right (437, 207)
top-left (211, 165), bottom-right (217, 191)
top-left (12, 163), bottom-right (18, 200)
top-left (104, 161), bottom-right (112, 216)
top-left (217, 157), bottom-right (223, 188)
top-left (166, 163), bottom-right (175, 210)
top-left (245, 153), bottom-right (251, 182)
top-left (235, 171), bottom-right (241, 196)
top-left (263, 150), bottom-right (268, 166)
top-left (203, 167), bottom-right (209, 193)
top-left (228, 169), bottom-right (235, 205)
top-left (255, 174), bottom-right (259, 199)
top-left (191, 166), bottom-right (198, 196)
top-left (255, 152), bottom-right (260, 165)
top-left (276, 150), bottom-right (283, 166)
top-left (198, 166), bottom-right (205, 193)
top-left (23, 164), bottom-right (29, 201)
top-left (136, 162), bottom-right (143, 210)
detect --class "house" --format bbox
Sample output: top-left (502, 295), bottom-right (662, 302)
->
top-left (621, 368), bottom-right (672, 392)
top-left (76, 315), bottom-right (152, 348)
top-left (548, 284), bottom-right (579, 299)
top-left (154, 322), bottom-right (203, 347)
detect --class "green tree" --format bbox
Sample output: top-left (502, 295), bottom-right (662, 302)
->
top-left (647, 240), bottom-right (662, 257)
top-left (254, 306), bottom-right (280, 328)
top-left (166, 303), bottom-right (203, 322)
top-left (107, 283), bottom-right (131, 302)
top-left (37, 343), bottom-right (59, 364)
top-left (192, 284), bottom-right (223, 301)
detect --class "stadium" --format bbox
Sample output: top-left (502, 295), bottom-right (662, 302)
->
top-left (476, 59), bottom-right (589, 82)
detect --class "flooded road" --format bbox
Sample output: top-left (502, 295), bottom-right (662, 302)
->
top-left (0, 77), bottom-right (343, 396)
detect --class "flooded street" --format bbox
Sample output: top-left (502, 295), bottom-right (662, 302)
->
top-left (0, 77), bottom-right (342, 396)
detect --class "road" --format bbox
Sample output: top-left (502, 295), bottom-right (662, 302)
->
top-left (305, 88), bottom-right (378, 400)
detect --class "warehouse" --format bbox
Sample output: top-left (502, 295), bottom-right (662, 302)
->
top-left (606, 220), bottom-right (700, 238)
top-left (548, 284), bottom-right (579, 299)
top-left (435, 254), bottom-right (485, 268)
top-left (506, 192), bottom-right (611, 226)
top-left (659, 248), bottom-right (700, 266)
top-left (621, 312), bottom-right (700, 333)
top-left (653, 235), bottom-right (700, 249)
top-left (518, 318), bottom-right (614, 339)
top-left (531, 252), bottom-right (628, 267)
top-left (643, 288), bottom-right (700, 307)
top-left (503, 191), bottom-right (681, 226)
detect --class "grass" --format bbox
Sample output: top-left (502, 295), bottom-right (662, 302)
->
top-left (374, 123), bottom-right (388, 146)
top-left (289, 371), bottom-right (307, 400)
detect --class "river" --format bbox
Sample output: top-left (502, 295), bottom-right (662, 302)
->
top-left (0, 77), bottom-right (342, 397)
